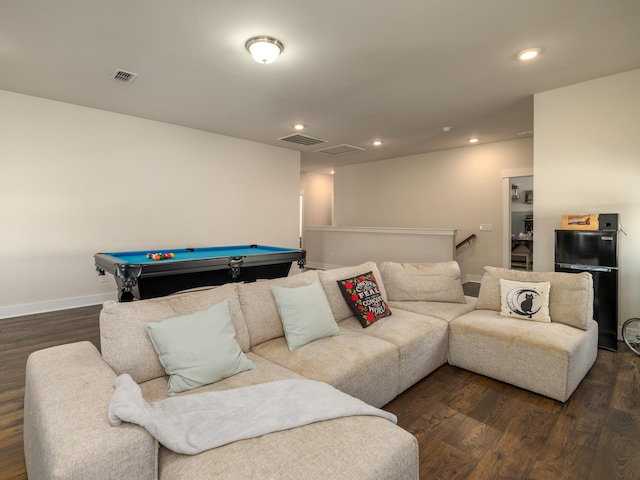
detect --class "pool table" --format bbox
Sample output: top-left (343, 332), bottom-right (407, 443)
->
top-left (95, 244), bottom-right (306, 302)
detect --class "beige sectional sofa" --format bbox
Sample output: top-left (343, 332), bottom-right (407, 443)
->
top-left (24, 261), bottom-right (598, 480)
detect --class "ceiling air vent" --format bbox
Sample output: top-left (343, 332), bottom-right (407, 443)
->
top-left (111, 69), bottom-right (138, 84)
top-left (278, 133), bottom-right (327, 146)
top-left (314, 144), bottom-right (365, 156)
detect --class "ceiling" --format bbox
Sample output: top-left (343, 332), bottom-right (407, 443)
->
top-left (2, 1), bottom-right (640, 173)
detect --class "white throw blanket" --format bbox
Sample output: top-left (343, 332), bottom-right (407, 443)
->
top-left (108, 374), bottom-right (397, 455)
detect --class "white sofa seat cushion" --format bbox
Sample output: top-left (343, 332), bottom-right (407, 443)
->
top-left (388, 296), bottom-right (477, 322)
top-left (340, 309), bottom-right (449, 393)
top-left (140, 353), bottom-right (305, 403)
top-left (251, 329), bottom-right (400, 408)
top-left (448, 310), bottom-right (598, 402)
top-left (158, 416), bottom-right (418, 480)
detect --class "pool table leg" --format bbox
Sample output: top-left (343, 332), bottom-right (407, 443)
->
top-left (118, 289), bottom-right (135, 302)
top-left (114, 264), bottom-right (142, 302)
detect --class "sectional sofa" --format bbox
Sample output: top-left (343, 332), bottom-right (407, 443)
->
top-left (23, 261), bottom-right (598, 480)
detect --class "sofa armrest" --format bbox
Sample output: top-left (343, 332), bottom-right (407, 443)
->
top-left (24, 341), bottom-right (157, 480)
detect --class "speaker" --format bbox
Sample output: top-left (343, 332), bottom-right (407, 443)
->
top-left (599, 213), bottom-right (619, 231)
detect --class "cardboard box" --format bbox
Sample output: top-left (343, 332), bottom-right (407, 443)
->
top-left (561, 214), bottom-right (599, 230)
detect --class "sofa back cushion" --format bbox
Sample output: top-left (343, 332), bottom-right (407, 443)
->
top-left (237, 270), bottom-right (321, 348)
top-left (475, 266), bottom-right (593, 330)
top-left (379, 261), bottom-right (466, 303)
top-left (100, 284), bottom-right (249, 383)
top-left (317, 262), bottom-right (387, 321)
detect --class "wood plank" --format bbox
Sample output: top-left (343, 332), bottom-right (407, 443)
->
top-left (589, 408), bottom-right (640, 480)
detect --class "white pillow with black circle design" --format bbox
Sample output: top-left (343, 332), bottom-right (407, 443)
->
top-left (499, 279), bottom-right (551, 323)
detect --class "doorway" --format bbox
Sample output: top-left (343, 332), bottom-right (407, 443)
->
top-left (501, 168), bottom-right (534, 269)
top-left (510, 175), bottom-right (533, 270)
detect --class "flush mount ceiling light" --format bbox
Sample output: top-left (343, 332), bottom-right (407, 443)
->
top-left (245, 36), bottom-right (284, 64)
top-left (372, 140), bottom-right (383, 146)
top-left (517, 47), bottom-right (541, 61)
top-left (469, 138), bottom-right (480, 144)
top-left (293, 123), bottom-right (305, 130)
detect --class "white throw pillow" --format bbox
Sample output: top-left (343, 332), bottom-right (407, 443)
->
top-left (144, 300), bottom-right (256, 395)
top-left (271, 281), bottom-right (341, 352)
top-left (499, 279), bottom-right (551, 323)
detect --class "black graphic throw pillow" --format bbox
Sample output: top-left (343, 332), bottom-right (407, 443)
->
top-left (337, 271), bottom-right (392, 328)
top-left (499, 279), bottom-right (551, 323)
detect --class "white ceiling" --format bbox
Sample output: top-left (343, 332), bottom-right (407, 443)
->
top-left (2, 1), bottom-right (640, 173)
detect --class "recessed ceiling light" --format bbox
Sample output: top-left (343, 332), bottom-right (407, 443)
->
top-left (372, 140), bottom-right (383, 146)
top-left (293, 124), bottom-right (305, 130)
top-left (517, 48), bottom-right (541, 61)
top-left (469, 138), bottom-right (480, 144)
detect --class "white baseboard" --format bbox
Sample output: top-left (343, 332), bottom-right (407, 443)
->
top-left (0, 292), bottom-right (117, 320)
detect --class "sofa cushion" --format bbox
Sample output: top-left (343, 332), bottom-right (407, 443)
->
top-left (139, 353), bottom-right (305, 403)
top-left (271, 281), bottom-right (341, 351)
top-left (337, 271), bottom-right (392, 327)
top-left (379, 261), bottom-right (466, 303)
top-left (237, 270), bottom-right (320, 348)
top-left (157, 416), bottom-right (418, 480)
top-left (251, 328), bottom-right (400, 408)
top-left (448, 310), bottom-right (598, 402)
top-left (100, 284), bottom-right (249, 384)
top-left (318, 262), bottom-right (388, 321)
top-left (144, 300), bottom-right (256, 395)
top-left (475, 266), bottom-right (593, 330)
top-left (388, 296), bottom-right (476, 322)
top-left (340, 310), bottom-right (448, 393)
top-left (499, 279), bottom-right (551, 323)
top-left (24, 342), bottom-right (157, 480)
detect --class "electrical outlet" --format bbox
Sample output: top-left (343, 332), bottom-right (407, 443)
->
top-left (99, 275), bottom-right (108, 283)
top-left (480, 224), bottom-right (493, 231)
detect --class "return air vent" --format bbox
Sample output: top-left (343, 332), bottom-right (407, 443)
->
top-left (111, 69), bottom-right (138, 84)
top-left (314, 144), bottom-right (365, 156)
top-left (278, 133), bottom-right (327, 146)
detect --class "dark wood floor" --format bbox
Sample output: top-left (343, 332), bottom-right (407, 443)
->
top-left (1, 299), bottom-right (639, 480)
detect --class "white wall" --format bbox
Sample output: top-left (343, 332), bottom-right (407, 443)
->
top-left (333, 138), bottom-right (533, 280)
top-left (0, 90), bottom-right (300, 316)
top-left (300, 171), bottom-right (333, 228)
top-left (534, 68), bottom-right (640, 333)
top-left (304, 226), bottom-right (457, 269)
